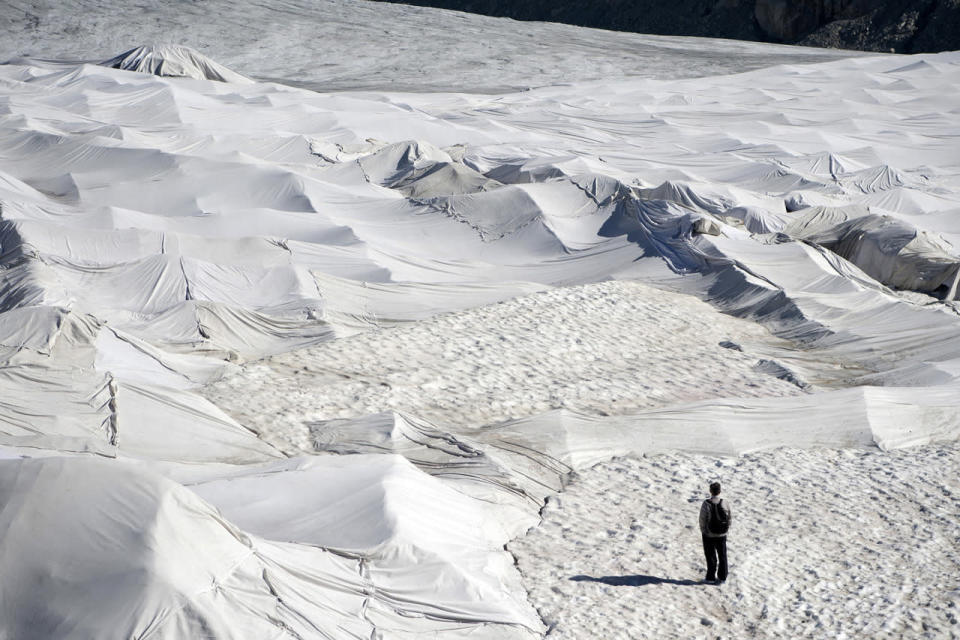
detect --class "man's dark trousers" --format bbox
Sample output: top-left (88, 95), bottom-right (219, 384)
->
top-left (702, 535), bottom-right (727, 582)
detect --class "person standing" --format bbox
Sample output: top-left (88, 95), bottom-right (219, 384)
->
top-left (699, 481), bottom-right (731, 585)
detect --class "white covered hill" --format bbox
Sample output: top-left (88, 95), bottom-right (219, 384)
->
top-left (0, 1), bottom-right (958, 638)
top-left (102, 44), bottom-right (253, 83)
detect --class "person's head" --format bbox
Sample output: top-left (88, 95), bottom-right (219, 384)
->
top-left (709, 482), bottom-right (721, 496)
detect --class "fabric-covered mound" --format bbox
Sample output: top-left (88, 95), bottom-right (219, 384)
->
top-left (101, 45), bottom-right (252, 83)
top-left (781, 205), bottom-right (960, 300)
top-left (0, 455), bottom-right (544, 639)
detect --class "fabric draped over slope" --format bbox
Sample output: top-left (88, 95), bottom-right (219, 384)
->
top-left (779, 205), bottom-right (960, 299)
top-left (102, 45), bottom-right (253, 83)
top-left (0, 456), bottom-right (540, 639)
top-left (1, 42), bottom-right (960, 639)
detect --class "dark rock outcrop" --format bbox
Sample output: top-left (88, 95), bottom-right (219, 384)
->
top-left (755, 0), bottom-right (874, 42)
top-left (373, 0), bottom-right (960, 53)
top-left (798, 0), bottom-right (960, 53)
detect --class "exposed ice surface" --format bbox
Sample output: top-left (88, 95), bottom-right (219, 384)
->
top-left (509, 443), bottom-right (960, 638)
top-left (512, 443), bottom-right (960, 639)
top-left (1, 1), bottom-right (959, 638)
top-left (204, 280), bottom-right (804, 455)
top-left (2, 0), bottom-right (858, 92)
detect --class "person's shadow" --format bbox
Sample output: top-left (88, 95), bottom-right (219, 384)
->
top-left (570, 574), bottom-right (700, 587)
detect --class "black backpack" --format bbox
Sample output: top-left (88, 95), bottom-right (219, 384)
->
top-left (707, 499), bottom-right (729, 535)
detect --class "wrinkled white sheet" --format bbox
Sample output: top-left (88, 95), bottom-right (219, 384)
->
top-left (0, 13), bottom-right (959, 639)
top-left (0, 456), bottom-right (541, 639)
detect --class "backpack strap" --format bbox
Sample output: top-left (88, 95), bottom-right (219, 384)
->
top-left (715, 499), bottom-right (726, 521)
